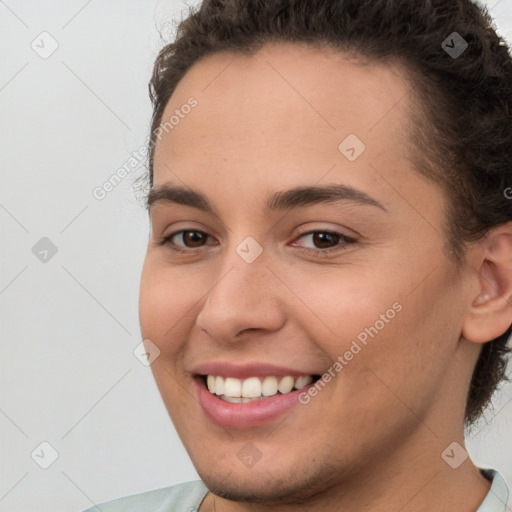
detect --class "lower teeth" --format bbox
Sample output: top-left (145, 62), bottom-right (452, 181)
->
top-left (219, 395), bottom-right (274, 403)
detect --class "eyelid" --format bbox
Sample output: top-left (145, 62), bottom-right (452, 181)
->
top-left (290, 229), bottom-right (357, 256)
top-left (157, 229), bottom-right (217, 250)
top-left (157, 227), bottom-right (357, 257)
top-left (292, 229), bottom-right (356, 244)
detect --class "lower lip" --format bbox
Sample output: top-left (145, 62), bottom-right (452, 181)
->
top-left (194, 376), bottom-right (316, 429)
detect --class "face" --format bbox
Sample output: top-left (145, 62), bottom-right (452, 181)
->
top-left (139, 43), bottom-right (478, 504)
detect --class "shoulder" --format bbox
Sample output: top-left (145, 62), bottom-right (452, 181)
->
top-left (81, 480), bottom-right (209, 512)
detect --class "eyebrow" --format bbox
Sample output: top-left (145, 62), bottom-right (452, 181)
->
top-left (146, 182), bottom-right (388, 215)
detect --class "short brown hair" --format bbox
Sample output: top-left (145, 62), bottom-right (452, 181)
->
top-left (144, 0), bottom-right (512, 426)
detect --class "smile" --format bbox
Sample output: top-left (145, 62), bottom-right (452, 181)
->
top-left (194, 373), bottom-right (322, 429)
top-left (203, 374), bottom-right (318, 402)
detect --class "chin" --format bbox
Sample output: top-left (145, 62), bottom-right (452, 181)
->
top-left (193, 456), bottom-right (346, 506)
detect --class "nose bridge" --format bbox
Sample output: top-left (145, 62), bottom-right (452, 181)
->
top-left (195, 237), bottom-right (285, 340)
top-left (214, 232), bottom-right (270, 297)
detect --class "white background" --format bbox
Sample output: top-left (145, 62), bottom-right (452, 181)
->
top-left (1, 1), bottom-right (511, 511)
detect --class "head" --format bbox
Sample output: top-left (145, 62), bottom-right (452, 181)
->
top-left (138, 0), bottom-right (512, 504)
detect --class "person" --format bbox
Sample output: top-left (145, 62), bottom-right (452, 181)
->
top-left (83, 0), bottom-right (512, 510)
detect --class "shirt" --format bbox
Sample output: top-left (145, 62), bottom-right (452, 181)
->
top-left (81, 467), bottom-right (509, 512)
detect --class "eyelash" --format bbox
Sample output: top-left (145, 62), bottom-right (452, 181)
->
top-left (156, 229), bottom-right (357, 257)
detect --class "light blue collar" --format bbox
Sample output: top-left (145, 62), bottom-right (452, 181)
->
top-left (477, 468), bottom-right (510, 511)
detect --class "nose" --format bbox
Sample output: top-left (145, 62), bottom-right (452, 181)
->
top-left (195, 247), bottom-right (286, 343)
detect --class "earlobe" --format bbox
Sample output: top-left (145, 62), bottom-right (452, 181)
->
top-left (462, 223), bottom-right (512, 344)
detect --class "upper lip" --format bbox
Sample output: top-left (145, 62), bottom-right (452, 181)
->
top-left (192, 361), bottom-right (320, 380)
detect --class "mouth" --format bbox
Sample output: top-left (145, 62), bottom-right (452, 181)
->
top-left (191, 362), bottom-right (325, 428)
top-left (198, 373), bottom-right (322, 403)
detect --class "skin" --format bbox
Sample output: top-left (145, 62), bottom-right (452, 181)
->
top-left (139, 42), bottom-right (512, 511)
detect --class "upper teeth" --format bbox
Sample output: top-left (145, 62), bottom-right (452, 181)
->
top-left (206, 375), bottom-right (313, 398)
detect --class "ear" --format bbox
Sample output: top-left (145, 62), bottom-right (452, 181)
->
top-left (462, 222), bottom-right (512, 344)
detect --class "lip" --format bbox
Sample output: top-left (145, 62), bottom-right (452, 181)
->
top-left (193, 375), bottom-right (318, 429)
top-left (191, 361), bottom-right (318, 380)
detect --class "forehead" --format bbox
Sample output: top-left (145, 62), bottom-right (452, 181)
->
top-left (151, 43), bottom-right (439, 216)
top-left (153, 41), bottom-right (415, 177)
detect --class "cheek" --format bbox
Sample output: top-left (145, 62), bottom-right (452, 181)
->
top-left (287, 263), bottom-right (451, 401)
top-left (138, 258), bottom-right (200, 354)
top-left (286, 266), bottom-right (403, 356)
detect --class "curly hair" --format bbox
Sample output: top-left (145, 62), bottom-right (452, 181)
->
top-left (144, 0), bottom-right (512, 426)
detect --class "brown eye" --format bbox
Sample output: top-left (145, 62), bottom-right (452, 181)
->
top-left (292, 230), bottom-right (357, 257)
top-left (310, 232), bottom-right (340, 249)
top-left (298, 231), bottom-right (344, 249)
top-left (179, 230), bottom-right (207, 248)
top-left (158, 229), bottom-right (214, 250)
